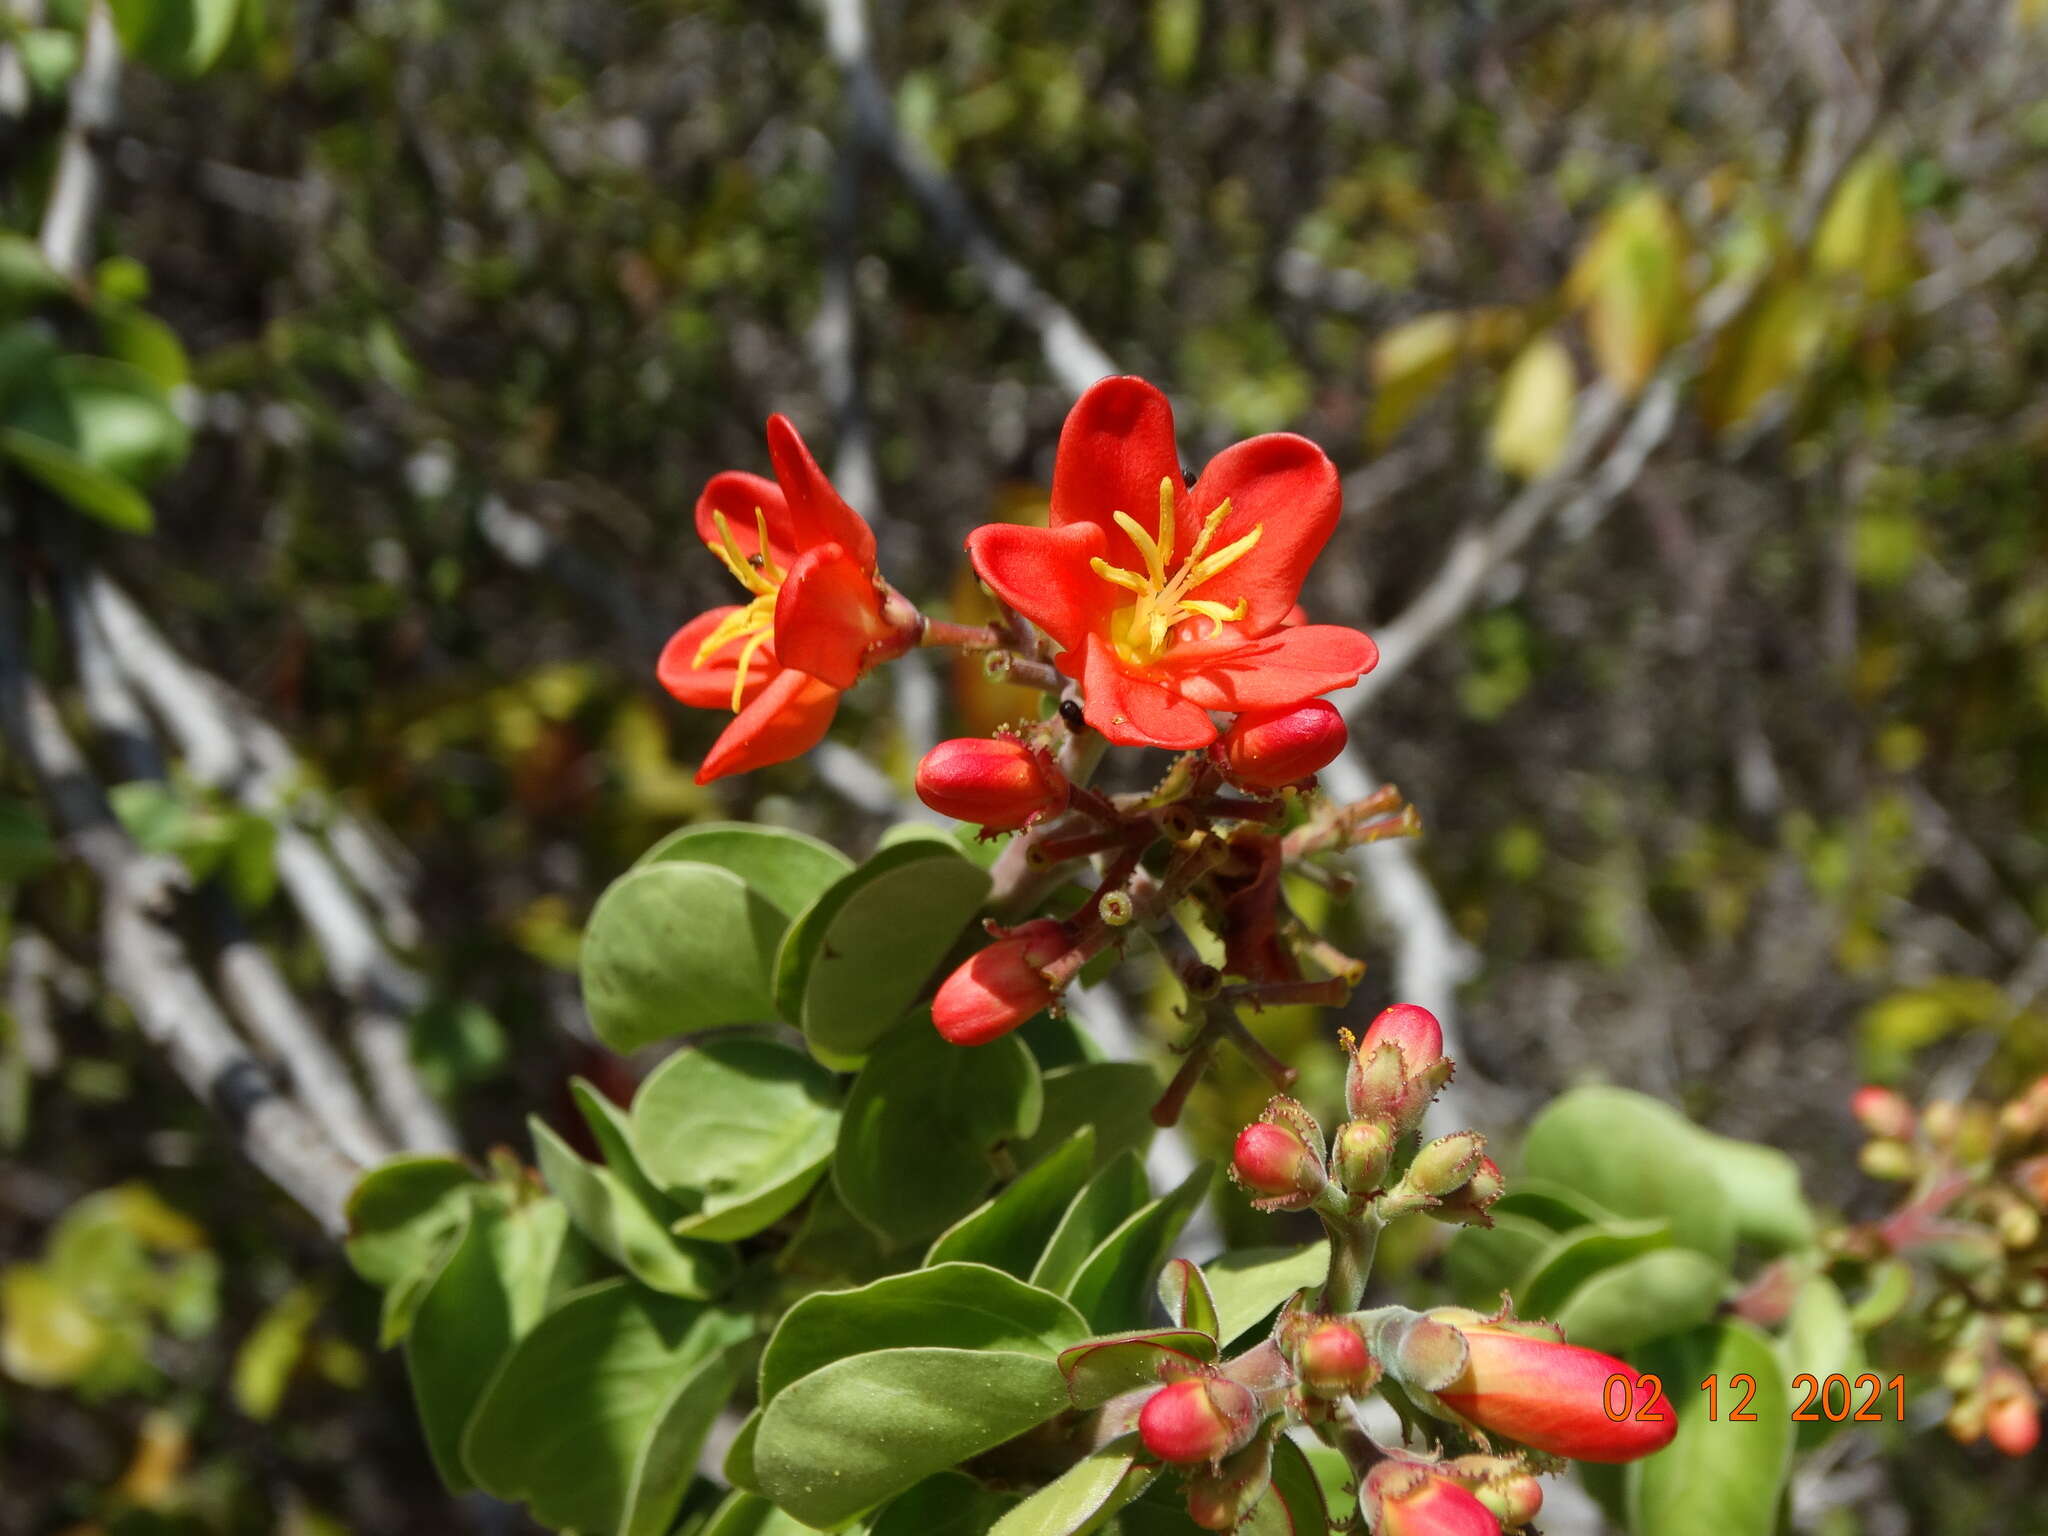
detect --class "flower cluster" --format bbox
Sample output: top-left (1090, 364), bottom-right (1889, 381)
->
top-left (1122, 1007), bottom-right (1676, 1531)
top-left (1837, 1076), bottom-right (2048, 1455)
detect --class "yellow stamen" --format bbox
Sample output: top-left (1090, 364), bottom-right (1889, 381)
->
top-left (1087, 477), bottom-right (1261, 667)
top-left (693, 507), bottom-right (787, 711)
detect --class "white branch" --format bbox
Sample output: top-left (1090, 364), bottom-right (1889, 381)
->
top-left (35, 0), bottom-right (117, 280)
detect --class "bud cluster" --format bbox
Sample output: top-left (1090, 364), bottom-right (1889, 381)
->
top-left (1842, 1075), bottom-right (2048, 1457)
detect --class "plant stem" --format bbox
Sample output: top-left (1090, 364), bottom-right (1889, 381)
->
top-left (1320, 1209), bottom-right (1383, 1313)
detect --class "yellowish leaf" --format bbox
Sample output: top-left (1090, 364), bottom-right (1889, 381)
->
top-left (1, 1264), bottom-right (105, 1388)
top-left (1699, 279), bottom-right (1832, 433)
top-left (1367, 307), bottom-right (1525, 444)
top-left (1566, 188), bottom-right (1690, 393)
top-left (1489, 334), bottom-right (1577, 478)
top-left (1813, 150), bottom-right (1916, 298)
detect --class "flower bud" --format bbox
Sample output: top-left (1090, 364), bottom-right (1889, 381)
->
top-left (1858, 1138), bottom-right (1918, 1181)
top-left (1137, 1377), bottom-right (1260, 1465)
top-left (1345, 1004), bottom-right (1452, 1131)
top-left (1388, 1132), bottom-right (1488, 1213)
top-left (1364, 1464), bottom-right (1504, 1536)
top-left (1183, 1430), bottom-right (1274, 1529)
top-left (1429, 1155), bottom-right (1506, 1228)
top-left (2013, 1157), bottom-right (2048, 1209)
top-left (1332, 1119), bottom-right (1395, 1194)
top-left (1292, 1320), bottom-right (1380, 1399)
top-left (1997, 1199), bottom-right (2041, 1251)
top-left (915, 736), bottom-right (1068, 832)
top-left (1435, 1323), bottom-right (1678, 1463)
top-left (1209, 701), bottom-right (1348, 791)
top-left (1231, 1121), bottom-right (1325, 1206)
top-left (1444, 1456), bottom-right (1543, 1528)
top-left (931, 919), bottom-right (1069, 1046)
top-left (1947, 1392), bottom-right (1987, 1445)
top-left (1363, 1003), bottom-right (1445, 1069)
top-left (1850, 1085), bottom-right (1917, 1141)
top-left (1985, 1369), bottom-right (2041, 1456)
top-left (1376, 1313), bottom-right (1472, 1395)
top-left (1922, 1099), bottom-right (1962, 1147)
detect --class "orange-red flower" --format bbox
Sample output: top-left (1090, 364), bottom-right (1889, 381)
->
top-left (965, 377), bottom-right (1377, 749)
top-left (1434, 1322), bottom-right (1678, 1463)
top-left (658, 416), bottom-right (901, 782)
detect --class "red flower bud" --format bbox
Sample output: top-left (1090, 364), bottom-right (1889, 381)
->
top-left (1294, 1320), bottom-right (1380, 1398)
top-left (914, 736), bottom-right (1069, 832)
top-left (1435, 1324), bottom-right (1678, 1463)
top-left (1850, 1085), bottom-right (1916, 1142)
top-left (1362, 1003), bottom-right (1444, 1070)
top-left (1986, 1370), bottom-right (2041, 1456)
top-left (1210, 701), bottom-right (1348, 790)
top-left (1231, 1121), bottom-right (1323, 1201)
top-left (1137, 1377), bottom-right (1260, 1465)
top-left (931, 919), bottom-right (1069, 1046)
top-left (1365, 1464), bottom-right (1504, 1536)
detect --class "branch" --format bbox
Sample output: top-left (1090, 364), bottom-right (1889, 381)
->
top-left (0, 575), bottom-right (363, 1233)
top-left (35, 0), bottom-right (117, 280)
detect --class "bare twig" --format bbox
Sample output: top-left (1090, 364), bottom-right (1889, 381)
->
top-left (35, 0), bottom-right (117, 279)
top-left (0, 577), bottom-right (363, 1232)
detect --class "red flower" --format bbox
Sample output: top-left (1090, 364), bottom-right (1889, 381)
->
top-left (1434, 1323), bottom-right (1678, 1463)
top-left (657, 416), bottom-right (901, 782)
top-left (965, 377), bottom-right (1377, 749)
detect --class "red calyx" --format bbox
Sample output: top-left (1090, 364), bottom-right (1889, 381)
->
top-left (914, 736), bottom-right (1069, 832)
top-left (1210, 700), bottom-right (1349, 790)
top-left (1137, 1377), bottom-right (1259, 1465)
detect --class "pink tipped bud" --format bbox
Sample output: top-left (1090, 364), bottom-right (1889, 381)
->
top-left (1137, 1377), bottom-right (1260, 1465)
top-left (1986, 1371), bottom-right (2041, 1456)
top-left (1365, 1464), bottom-right (1504, 1536)
top-left (1293, 1320), bottom-right (1380, 1399)
top-left (1362, 1004), bottom-right (1445, 1069)
top-left (1850, 1085), bottom-right (1917, 1141)
top-left (1210, 701), bottom-right (1349, 791)
top-left (1230, 1121), bottom-right (1324, 1203)
top-left (931, 919), bottom-right (1068, 1046)
top-left (915, 736), bottom-right (1068, 832)
top-left (1436, 1324), bottom-right (1678, 1463)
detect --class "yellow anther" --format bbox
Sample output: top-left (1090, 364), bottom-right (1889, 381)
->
top-left (1087, 477), bottom-right (1260, 667)
top-left (694, 506), bottom-right (788, 710)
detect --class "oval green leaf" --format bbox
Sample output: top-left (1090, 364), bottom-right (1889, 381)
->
top-left (530, 1116), bottom-right (734, 1299)
top-left (1625, 1321), bottom-right (1793, 1536)
top-left (634, 821), bottom-right (853, 920)
top-left (1551, 1248), bottom-right (1726, 1354)
top-left (925, 1127), bottom-right (1098, 1276)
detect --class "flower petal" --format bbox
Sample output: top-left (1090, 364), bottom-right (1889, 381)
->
top-left (694, 472), bottom-right (796, 567)
top-left (1050, 376), bottom-right (1186, 572)
top-left (1168, 624), bottom-right (1379, 712)
top-left (1079, 635), bottom-right (1217, 749)
top-left (772, 542), bottom-right (892, 689)
top-left (694, 667), bottom-right (841, 784)
top-left (766, 414), bottom-right (877, 572)
top-left (965, 521), bottom-right (1116, 653)
top-left (1185, 433), bottom-right (1342, 634)
top-left (657, 606), bottom-right (777, 710)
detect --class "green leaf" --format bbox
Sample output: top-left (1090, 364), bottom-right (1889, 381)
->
top-left (926, 1127), bottom-right (1098, 1275)
top-left (834, 1022), bottom-right (1042, 1246)
top-left (631, 1036), bottom-right (840, 1241)
top-left (98, 308), bottom-right (191, 391)
top-left (1491, 1179), bottom-right (1622, 1232)
top-left (1066, 1165), bottom-right (1212, 1332)
top-left (1780, 1273), bottom-right (1859, 1450)
top-left (1014, 1062), bottom-right (1159, 1171)
top-left (758, 1262), bottom-right (1087, 1404)
top-left (634, 821), bottom-right (852, 919)
top-left (232, 1284), bottom-right (321, 1420)
top-left (10, 356), bottom-right (189, 485)
top-left (1626, 1322), bottom-right (1793, 1536)
top-left (1488, 332), bottom-right (1576, 479)
top-left (570, 1079), bottom-right (675, 1213)
top-left (753, 1347), bottom-right (1069, 1527)
top-left (1156, 1258), bottom-right (1220, 1339)
top-left (1201, 1243), bottom-right (1330, 1347)
top-left (463, 1280), bottom-right (752, 1536)
top-left (1298, 1443), bottom-right (1356, 1526)
top-left (1057, 1328), bottom-right (1217, 1408)
top-left (871, 1471), bottom-right (1019, 1536)
top-left (108, 0), bottom-right (241, 76)
top-left (1814, 150), bottom-right (1916, 298)
top-left (0, 798), bottom-right (59, 883)
top-left (343, 1155), bottom-right (478, 1342)
top-left (1566, 187), bottom-right (1689, 393)
top-left (403, 1198), bottom-right (569, 1490)
top-left (700, 1489), bottom-right (818, 1536)
top-left (0, 235), bottom-right (66, 318)
top-left (1029, 1151), bottom-right (1152, 1296)
top-left (989, 1441), bottom-right (1154, 1536)
top-left (1444, 1213), bottom-right (1560, 1313)
top-left (579, 862), bottom-right (787, 1050)
top-left (1551, 1248), bottom-right (1726, 1354)
top-left (1, 426), bottom-right (153, 531)
top-left (1246, 1436), bottom-right (1333, 1535)
top-left (1521, 1087), bottom-right (1736, 1266)
top-left (530, 1117), bottom-right (735, 1299)
top-left (783, 842), bottom-right (993, 1068)
top-left (1692, 1132), bottom-right (1816, 1254)
top-left (1515, 1219), bottom-right (1673, 1320)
